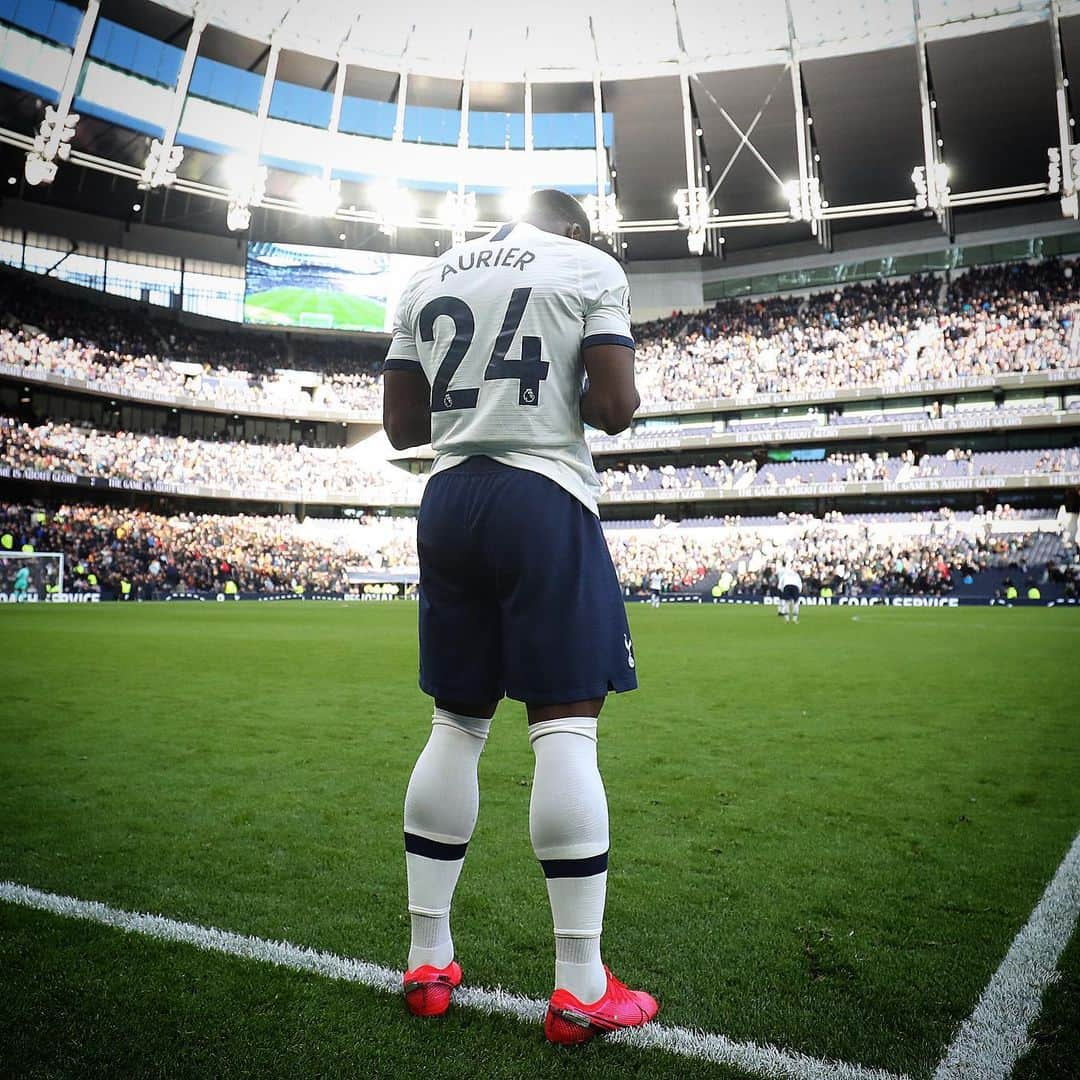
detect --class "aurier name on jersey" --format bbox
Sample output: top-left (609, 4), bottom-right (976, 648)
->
top-left (384, 221), bottom-right (634, 516)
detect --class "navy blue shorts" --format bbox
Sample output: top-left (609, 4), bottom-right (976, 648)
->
top-left (781, 584), bottom-right (801, 600)
top-left (416, 457), bottom-right (638, 706)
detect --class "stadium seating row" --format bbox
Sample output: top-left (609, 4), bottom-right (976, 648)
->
top-left (4, 416), bottom-right (1077, 503)
top-left (2, 502), bottom-right (1075, 602)
top-left (3, 259), bottom-right (1078, 421)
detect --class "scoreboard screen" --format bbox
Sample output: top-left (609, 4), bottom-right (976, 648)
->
top-left (244, 242), bottom-right (429, 333)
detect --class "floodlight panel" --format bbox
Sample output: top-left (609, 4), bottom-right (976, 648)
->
top-left (918, 0), bottom-right (1045, 26)
top-left (522, 2), bottom-right (596, 76)
top-left (675, 0), bottom-right (788, 64)
top-left (591, 1), bottom-right (680, 70)
top-left (789, 0), bottom-right (912, 50)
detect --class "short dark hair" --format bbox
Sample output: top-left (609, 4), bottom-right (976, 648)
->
top-left (523, 188), bottom-right (591, 242)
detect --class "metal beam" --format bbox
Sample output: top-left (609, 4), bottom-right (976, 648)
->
top-left (592, 73), bottom-right (606, 202)
top-left (1049, 0), bottom-right (1077, 216)
top-left (324, 59), bottom-right (348, 182)
top-left (784, 0), bottom-right (811, 224)
top-left (523, 78), bottom-right (533, 154)
top-left (24, 0), bottom-right (100, 183)
top-left (457, 73), bottom-right (470, 210)
top-left (393, 71), bottom-right (409, 143)
top-left (139, 4), bottom-right (208, 189)
top-left (255, 42), bottom-right (281, 132)
top-left (161, 7), bottom-right (207, 156)
top-left (679, 71), bottom-right (697, 204)
top-left (55, 0), bottom-right (99, 126)
top-left (912, 0), bottom-right (951, 234)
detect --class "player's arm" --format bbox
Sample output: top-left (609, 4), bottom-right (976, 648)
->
top-left (381, 282), bottom-right (431, 451)
top-left (579, 252), bottom-right (639, 436)
top-left (581, 344), bottom-right (639, 435)
top-left (383, 370), bottom-right (431, 450)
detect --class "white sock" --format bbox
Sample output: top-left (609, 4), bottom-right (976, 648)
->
top-left (404, 707), bottom-right (490, 970)
top-left (529, 717), bottom-right (609, 1004)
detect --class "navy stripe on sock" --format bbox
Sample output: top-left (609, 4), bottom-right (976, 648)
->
top-left (540, 851), bottom-right (609, 879)
top-left (404, 832), bottom-right (469, 861)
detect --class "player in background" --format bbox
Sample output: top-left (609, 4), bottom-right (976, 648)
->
top-left (778, 564), bottom-right (803, 623)
top-left (12, 563), bottom-right (30, 601)
top-left (383, 189), bottom-right (658, 1045)
top-left (648, 569), bottom-right (663, 608)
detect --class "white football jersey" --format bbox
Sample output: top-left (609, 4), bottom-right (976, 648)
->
top-left (384, 221), bottom-right (634, 515)
top-left (778, 568), bottom-right (803, 591)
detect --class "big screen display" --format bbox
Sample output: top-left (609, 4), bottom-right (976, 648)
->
top-left (244, 242), bottom-right (429, 332)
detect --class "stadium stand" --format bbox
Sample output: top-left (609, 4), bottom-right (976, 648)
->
top-left (0, 267), bottom-right (384, 417)
top-left (632, 260), bottom-right (1079, 408)
top-left (1, 258), bottom-right (1077, 595)
top-left (2, 502), bottom-right (1075, 604)
top-left (4, 259), bottom-right (1079, 423)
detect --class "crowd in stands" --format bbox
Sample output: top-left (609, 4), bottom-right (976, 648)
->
top-left (2, 502), bottom-right (1075, 602)
top-left (586, 396), bottom-right (1073, 453)
top-left (1, 418), bottom-right (423, 500)
top-left (3, 258), bottom-right (1079, 422)
top-left (0, 267), bottom-right (383, 414)
top-left (604, 506), bottom-right (1077, 598)
top-left (0, 503), bottom-right (415, 596)
top-left (4, 412), bottom-right (1076, 502)
top-left (595, 447), bottom-right (1079, 496)
top-left (634, 260), bottom-right (1079, 406)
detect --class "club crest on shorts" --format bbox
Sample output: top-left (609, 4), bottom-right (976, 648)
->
top-left (624, 634), bottom-right (635, 669)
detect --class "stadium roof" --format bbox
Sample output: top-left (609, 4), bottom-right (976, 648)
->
top-left (142, 0), bottom-right (1063, 83)
top-left (0, 0), bottom-right (1073, 260)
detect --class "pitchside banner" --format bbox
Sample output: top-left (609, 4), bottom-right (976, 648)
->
top-left (3, 590), bottom-right (1074, 606)
top-left (685, 594), bottom-right (1078, 608)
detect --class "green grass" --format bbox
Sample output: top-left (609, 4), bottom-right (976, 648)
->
top-left (0, 603), bottom-right (1077, 1079)
top-left (244, 287), bottom-right (386, 330)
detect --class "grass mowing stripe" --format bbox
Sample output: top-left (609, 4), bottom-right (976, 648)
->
top-left (0, 880), bottom-right (910, 1080)
top-left (933, 829), bottom-right (1080, 1080)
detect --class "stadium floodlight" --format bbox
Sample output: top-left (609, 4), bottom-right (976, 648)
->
top-left (911, 166), bottom-right (929, 210)
top-left (1048, 148), bottom-right (1062, 194)
top-left (783, 179), bottom-right (803, 220)
top-left (23, 154), bottom-right (56, 186)
top-left (439, 191), bottom-right (477, 245)
top-left (582, 192), bottom-right (621, 242)
top-left (674, 186), bottom-right (709, 254)
top-left (501, 188), bottom-right (533, 220)
top-left (226, 203), bottom-right (252, 232)
top-left (295, 176), bottom-right (341, 218)
top-left (225, 156), bottom-right (267, 232)
top-left (24, 106), bottom-right (79, 186)
top-left (138, 138), bottom-right (185, 190)
top-left (1059, 146), bottom-right (1080, 218)
top-left (934, 163), bottom-right (951, 198)
top-left (912, 163), bottom-right (950, 215)
top-left (372, 180), bottom-right (417, 237)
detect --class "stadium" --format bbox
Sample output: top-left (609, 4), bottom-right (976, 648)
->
top-left (0, 0), bottom-right (1078, 1077)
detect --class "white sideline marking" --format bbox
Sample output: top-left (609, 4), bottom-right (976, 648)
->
top-left (934, 829), bottom-right (1080, 1079)
top-left (0, 880), bottom-right (908, 1080)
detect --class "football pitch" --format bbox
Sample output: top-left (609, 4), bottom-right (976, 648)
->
top-left (1, 602), bottom-right (1077, 1080)
top-left (243, 287), bottom-right (386, 330)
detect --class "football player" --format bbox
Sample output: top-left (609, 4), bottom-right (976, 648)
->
top-left (383, 189), bottom-right (658, 1044)
top-left (648, 569), bottom-right (663, 608)
top-left (778, 564), bottom-right (803, 623)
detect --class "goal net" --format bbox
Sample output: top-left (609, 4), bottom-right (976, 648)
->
top-left (0, 552), bottom-right (64, 602)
